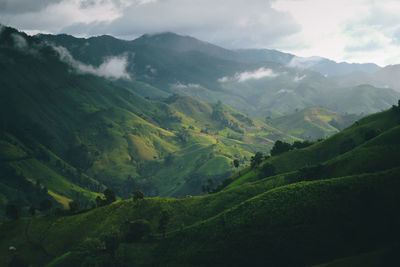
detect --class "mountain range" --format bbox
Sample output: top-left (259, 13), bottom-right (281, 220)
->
top-left (37, 31), bottom-right (400, 119)
top-left (1, 24), bottom-right (400, 266)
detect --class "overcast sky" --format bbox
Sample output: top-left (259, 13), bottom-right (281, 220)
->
top-left (1, 0), bottom-right (400, 66)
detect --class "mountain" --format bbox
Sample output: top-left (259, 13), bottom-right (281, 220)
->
top-left (0, 26), bottom-right (297, 214)
top-left (236, 48), bottom-right (381, 76)
top-left (289, 56), bottom-right (381, 76)
top-left (333, 64), bottom-right (400, 92)
top-left (2, 105), bottom-right (400, 266)
top-left (37, 32), bottom-right (398, 119)
top-left (269, 107), bottom-right (361, 140)
top-left (132, 32), bottom-right (241, 62)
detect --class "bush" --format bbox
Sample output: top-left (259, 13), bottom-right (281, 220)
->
top-left (259, 163), bottom-right (276, 179)
top-left (6, 203), bottom-right (21, 220)
top-left (270, 140), bottom-right (291, 156)
top-left (122, 219), bottom-right (151, 242)
top-left (251, 152), bottom-right (264, 168)
top-left (133, 190), bottom-right (144, 201)
top-left (364, 129), bottom-right (381, 141)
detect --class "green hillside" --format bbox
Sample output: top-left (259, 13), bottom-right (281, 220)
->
top-left (37, 32), bottom-right (400, 119)
top-left (0, 26), bottom-right (295, 213)
top-left (1, 103), bottom-right (400, 266)
top-left (270, 107), bottom-right (361, 139)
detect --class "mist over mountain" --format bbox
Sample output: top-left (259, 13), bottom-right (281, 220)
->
top-left (2, 23), bottom-right (400, 267)
top-left (37, 30), bottom-right (399, 120)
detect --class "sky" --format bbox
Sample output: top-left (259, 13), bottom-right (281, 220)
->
top-left (1, 0), bottom-right (400, 66)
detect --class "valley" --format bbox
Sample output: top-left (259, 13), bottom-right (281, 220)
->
top-left (1, 23), bottom-right (400, 267)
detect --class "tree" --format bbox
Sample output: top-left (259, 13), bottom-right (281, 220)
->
top-left (29, 205), bottom-right (36, 216)
top-left (96, 196), bottom-right (104, 207)
top-left (69, 200), bottom-right (80, 213)
top-left (233, 159), bottom-right (240, 169)
top-left (40, 199), bottom-right (52, 213)
top-left (104, 188), bottom-right (116, 204)
top-left (259, 163), bottom-right (276, 179)
top-left (177, 127), bottom-right (190, 143)
top-left (270, 140), bottom-right (291, 156)
top-left (158, 210), bottom-right (170, 238)
top-left (202, 179), bottom-right (214, 193)
top-left (123, 219), bottom-right (151, 242)
top-left (292, 140), bottom-right (313, 150)
top-left (6, 203), bottom-right (21, 220)
top-left (133, 190), bottom-right (144, 201)
top-left (251, 152), bottom-right (263, 168)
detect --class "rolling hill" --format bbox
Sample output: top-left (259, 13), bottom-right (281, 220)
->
top-left (1, 105), bottom-right (400, 266)
top-left (269, 107), bottom-right (361, 140)
top-left (0, 26), bottom-right (296, 214)
top-left (37, 31), bottom-right (400, 119)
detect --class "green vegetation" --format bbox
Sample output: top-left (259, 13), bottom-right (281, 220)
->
top-left (2, 25), bottom-right (400, 266)
top-left (1, 103), bottom-right (399, 266)
top-left (270, 107), bottom-right (362, 140)
top-left (0, 26), bottom-right (295, 213)
top-left (38, 31), bottom-right (400, 120)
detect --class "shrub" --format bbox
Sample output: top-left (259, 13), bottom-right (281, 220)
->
top-left (122, 219), bottom-right (151, 242)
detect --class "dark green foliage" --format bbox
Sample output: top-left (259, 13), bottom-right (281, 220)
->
top-left (5, 203), bottom-right (21, 220)
top-left (104, 188), bottom-right (116, 204)
top-left (292, 140), bottom-right (314, 149)
top-left (39, 199), bottom-right (52, 213)
top-left (176, 127), bottom-right (191, 143)
top-left (69, 201), bottom-right (80, 213)
top-left (158, 210), bottom-right (170, 238)
top-left (233, 159), bottom-right (240, 169)
top-left (122, 219), bottom-right (151, 242)
top-left (29, 205), bottom-right (36, 217)
top-left (251, 152), bottom-right (264, 167)
top-left (101, 231), bottom-right (120, 254)
top-left (259, 163), bottom-right (276, 179)
top-left (202, 179), bottom-right (214, 193)
top-left (133, 190), bottom-right (144, 201)
top-left (364, 129), bottom-right (381, 141)
top-left (298, 164), bottom-right (324, 181)
top-left (96, 196), bottom-right (104, 207)
top-left (8, 256), bottom-right (27, 267)
top-left (270, 140), bottom-right (292, 156)
top-left (340, 139), bottom-right (356, 154)
top-left (65, 144), bottom-right (94, 171)
top-left (164, 153), bottom-right (174, 165)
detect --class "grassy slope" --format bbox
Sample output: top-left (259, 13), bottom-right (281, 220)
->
top-left (1, 168), bottom-right (399, 266)
top-left (227, 107), bottom-right (400, 188)
top-left (270, 107), bottom-right (360, 140)
top-left (0, 27), bottom-right (295, 210)
top-left (1, 108), bottom-right (400, 266)
top-left (38, 32), bottom-right (400, 120)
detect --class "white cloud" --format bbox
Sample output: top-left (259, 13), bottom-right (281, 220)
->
top-left (271, 0), bottom-right (400, 65)
top-left (288, 56), bottom-right (323, 69)
top-left (173, 82), bottom-right (201, 89)
top-left (1, 0), bottom-right (300, 48)
top-left (219, 67), bottom-right (280, 83)
top-left (1, 0), bottom-right (132, 34)
top-left (5, 0), bottom-right (400, 65)
top-left (276, 88), bottom-right (295, 94)
top-left (11, 33), bottom-right (28, 49)
top-left (52, 45), bottom-right (131, 80)
top-left (293, 74), bottom-right (306, 82)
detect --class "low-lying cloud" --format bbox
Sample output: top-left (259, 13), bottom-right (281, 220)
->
top-left (294, 74), bottom-right (306, 82)
top-left (11, 33), bottom-right (28, 49)
top-left (288, 56), bottom-right (323, 69)
top-left (275, 88), bottom-right (295, 95)
top-left (173, 82), bottom-right (201, 89)
top-left (52, 45), bottom-right (131, 80)
top-left (219, 67), bottom-right (279, 83)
